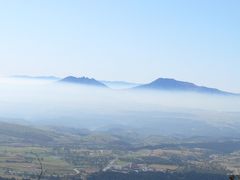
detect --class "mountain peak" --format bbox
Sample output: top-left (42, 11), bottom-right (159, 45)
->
top-left (60, 76), bottom-right (107, 88)
top-left (145, 78), bottom-right (196, 90)
top-left (136, 78), bottom-right (235, 95)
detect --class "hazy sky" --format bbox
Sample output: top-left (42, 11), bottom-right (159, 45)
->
top-left (0, 0), bottom-right (239, 92)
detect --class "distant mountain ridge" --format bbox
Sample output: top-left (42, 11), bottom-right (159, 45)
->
top-left (12, 75), bottom-right (60, 80)
top-left (9, 75), bottom-right (239, 95)
top-left (101, 80), bottom-right (141, 89)
top-left (135, 78), bottom-right (236, 95)
top-left (60, 76), bottom-right (107, 88)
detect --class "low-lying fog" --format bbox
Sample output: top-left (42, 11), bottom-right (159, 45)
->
top-left (0, 77), bottom-right (240, 137)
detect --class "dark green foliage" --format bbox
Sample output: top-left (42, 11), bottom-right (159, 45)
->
top-left (88, 171), bottom-right (228, 180)
top-left (0, 122), bottom-right (54, 144)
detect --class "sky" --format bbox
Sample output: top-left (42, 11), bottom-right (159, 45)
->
top-left (0, 0), bottom-right (239, 92)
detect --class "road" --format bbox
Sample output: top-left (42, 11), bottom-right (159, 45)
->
top-left (103, 158), bottom-right (118, 172)
top-left (73, 168), bottom-right (80, 175)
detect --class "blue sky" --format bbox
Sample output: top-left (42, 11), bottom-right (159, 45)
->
top-left (0, 0), bottom-right (240, 92)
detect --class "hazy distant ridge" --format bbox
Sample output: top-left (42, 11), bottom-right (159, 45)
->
top-left (12, 75), bottom-right (60, 80)
top-left (135, 78), bottom-right (236, 95)
top-left (10, 75), bottom-right (239, 95)
top-left (59, 76), bottom-right (107, 88)
top-left (101, 80), bottom-right (141, 89)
